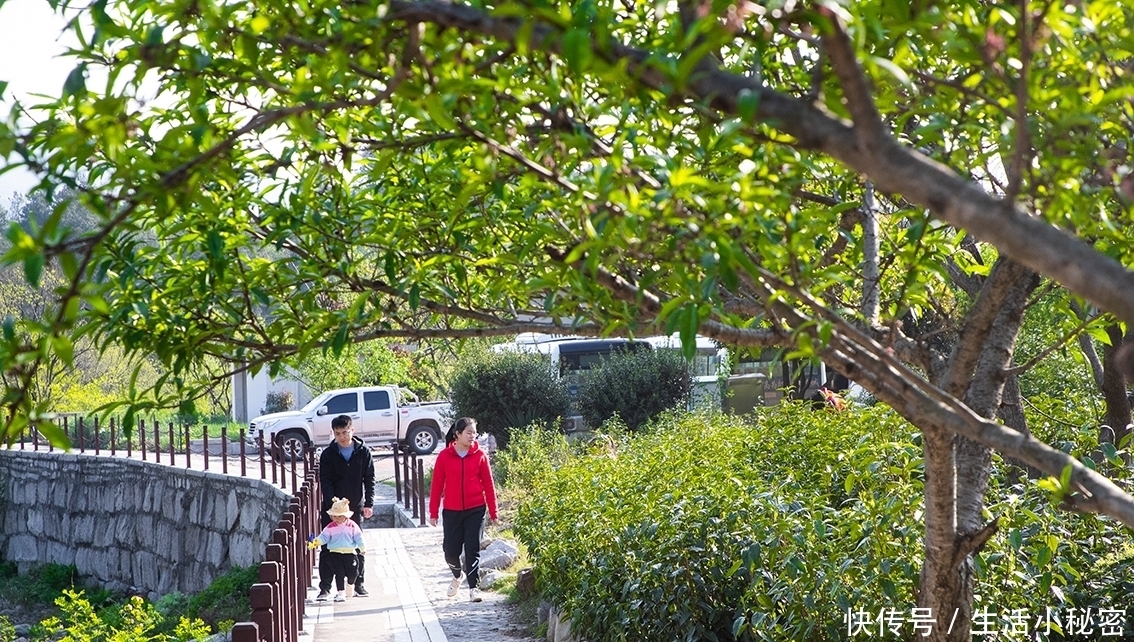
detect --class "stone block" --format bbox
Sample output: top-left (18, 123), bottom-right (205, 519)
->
top-left (155, 521), bottom-right (173, 552)
top-left (74, 549), bottom-right (92, 575)
top-left (74, 515), bottom-right (95, 544)
top-left (225, 490), bottom-right (239, 530)
top-left (53, 483), bottom-right (71, 509)
top-left (189, 494), bottom-right (202, 523)
top-left (227, 533), bottom-right (257, 568)
top-left (46, 541), bottom-right (75, 567)
top-left (142, 483), bottom-right (155, 512)
top-left (134, 551), bottom-right (158, 593)
top-left (169, 490), bottom-right (185, 522)
top-left (7, 535), bottom-right (38, 562)
top-left (157, 565), bottom-right (176, 595)
top-left (205, 531), bottom-right (226, 568)
top-left (517, 568), bottom-right (537, 600)
top-left (135, 515), bottom-right (153, 548)
top-left (116, 517), bottom-right (136, 546)
top-left (184, 525), bottom-right (200, 554)
top-left (237, 503), bottom-right (261, 534)
top-left (5, 509), bottom-right (22, 534)
top-left (25, 510), bottom-right (43, 537)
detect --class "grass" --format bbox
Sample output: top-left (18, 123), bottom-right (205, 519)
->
top-left (0, 562), bottom-right (112, 609)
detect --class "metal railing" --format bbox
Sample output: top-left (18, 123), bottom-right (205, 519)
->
top-left (393, 445), bottom-right (427, 526)
top-left (6, 417), bottom-right (309, 493)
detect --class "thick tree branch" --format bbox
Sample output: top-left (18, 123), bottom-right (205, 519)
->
top-left (940, 260), bottom-right (1031, 397)
top-left (817, 7), bottom-right (887, 148)
top-left (384, 0), bottom-right (1134, 330)
top-left (954, 518), bottom-right (999, 563)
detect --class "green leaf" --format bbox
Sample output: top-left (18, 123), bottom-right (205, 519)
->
top-left (423, 93), bottom-right (456, 130)
top-left (680, 304), bottom-right (698, 359)
top-left (562, 28), bottom-right (592, 75)
top-left (732, 616), bottom-right (746, 637)
top-left (869, 56), bottom-right (912, 88)
top-left (251, 15), bottom-right (271, 34)
top-left (23, 253), bottom-right (44, 288)
top-left (1086, 325), bottom-right (1112, 346)
top-left (63, 63), bottom-right (88, 96)
top-left (331, 324), bottom-right (350, 356)
top-left (51, 335), bottom-right (75, 365)
top-left (736, 88), bottom-right (760, 121)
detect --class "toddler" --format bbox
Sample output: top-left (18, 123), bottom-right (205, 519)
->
top-left (309, 497), bottom-right (365, 602)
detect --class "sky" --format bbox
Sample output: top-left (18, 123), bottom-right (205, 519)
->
top-left (0, 1), bottom-right (76, 208)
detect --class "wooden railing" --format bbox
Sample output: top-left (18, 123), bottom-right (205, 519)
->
top-left (232, 450), bottom-right (320, 642)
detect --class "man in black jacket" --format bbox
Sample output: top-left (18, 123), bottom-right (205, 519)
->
top-left (316, 414), bottom-right (375, 600)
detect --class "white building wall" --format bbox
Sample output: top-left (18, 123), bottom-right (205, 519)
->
top-left (232, 368), bottom-right (312, 425)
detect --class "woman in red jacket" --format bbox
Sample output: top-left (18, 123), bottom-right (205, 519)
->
top-left (428, 416), bottom-right (498, 602)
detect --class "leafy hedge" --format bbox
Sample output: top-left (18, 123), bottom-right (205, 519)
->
top-left (449, 351), bottom-right (570, 449)
top-left (576, 348), bottom-right (693, 431)
top-left (510, 405), bottom-right (1134, 641)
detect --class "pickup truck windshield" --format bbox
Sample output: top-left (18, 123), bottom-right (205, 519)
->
top-left (301, 393), bottom-right (330, 413)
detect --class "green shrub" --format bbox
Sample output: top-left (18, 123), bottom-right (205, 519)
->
top-left (0, 615), bottom-right (14, 642)
top-left (0, 563), bottom-right (95, 607)
top-left (42, 590), bottom-right (210, 642)
top-left (179, 566), bottom-right (257, 629)
top-left (449, 351), bottom-right (570, 449)
top-left (262, 390), bottom-right (294, 414)
top-left (493, 425), bottom-right (576, 490)
top-left (514, 405), bottom-right (1134, 641)
top-left (575, 348), bottom-right (693, 431)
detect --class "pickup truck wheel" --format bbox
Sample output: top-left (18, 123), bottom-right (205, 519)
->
top-left (406, 425), bottom-right (439, 455)
top-left (274, 430), bottom-right (309, 463)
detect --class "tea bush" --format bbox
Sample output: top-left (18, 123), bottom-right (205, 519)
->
top-left (513, 405), bottom-right (1134, 641)
top-left (576, 349), bottom-right (693, 431)
top-left (449, 351), bottom-right (570, 449)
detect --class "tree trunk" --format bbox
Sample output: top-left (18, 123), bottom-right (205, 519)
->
top-left (920, 266), bottom-right (1037, 641)
top-left (861, 181), bottom-right (880, 324)
top-left (919, 425), bottom-right (963, 642)
top-left (1100, 325), bottom-right (1132, 446)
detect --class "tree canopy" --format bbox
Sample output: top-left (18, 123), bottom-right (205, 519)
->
top-left (3, 0), bottom-right (1134, 638)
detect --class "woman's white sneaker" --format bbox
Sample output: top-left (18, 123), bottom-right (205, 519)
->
top-left (447, 573), bottom-right (465, 597)
top-left (469, 588), bottom-right (482, 602)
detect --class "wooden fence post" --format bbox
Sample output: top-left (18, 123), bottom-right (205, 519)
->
top-left (417, 458), bottom-right (427, 527)
top-left (257, 561), bottom-right (284, 642)
top-left (231, 622), bottom-right (260, 642)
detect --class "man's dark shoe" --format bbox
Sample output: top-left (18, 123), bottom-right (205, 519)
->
top-left (315, 589), bottom-right (330, 602)
top-left (354, 584), bottom-right (369, 597)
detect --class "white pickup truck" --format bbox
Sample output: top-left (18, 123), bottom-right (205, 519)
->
top-left (247, 385), bottom-right (452, 459)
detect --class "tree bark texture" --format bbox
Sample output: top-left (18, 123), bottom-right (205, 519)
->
top-left (1100, 325), bottom-right (1132, 445)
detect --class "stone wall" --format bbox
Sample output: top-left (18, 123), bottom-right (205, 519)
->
top-left (0, 450), bottom-right (291, 599)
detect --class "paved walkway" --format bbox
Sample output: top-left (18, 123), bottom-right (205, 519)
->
top-left (305, 529), bottom-right (447, 642)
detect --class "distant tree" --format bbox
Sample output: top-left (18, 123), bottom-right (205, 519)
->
top-left (293, 339), bottom-right (429, 395)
